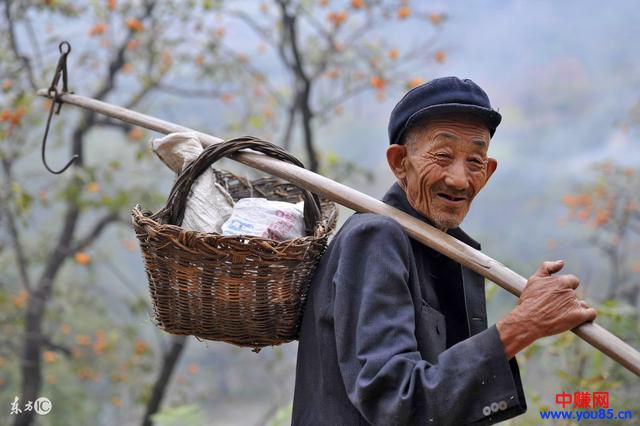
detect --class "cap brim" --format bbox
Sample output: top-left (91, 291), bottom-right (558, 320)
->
top-left (393, 103), bottom-right (502, 145)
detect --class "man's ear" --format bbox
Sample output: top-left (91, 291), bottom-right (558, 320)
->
top-left (485, 157), bottom-right (498, 183)
top-left (387, 144), bottom-right (408, 180)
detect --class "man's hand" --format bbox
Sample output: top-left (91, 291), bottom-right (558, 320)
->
top-left (496, 260), bottom-right (597, 359)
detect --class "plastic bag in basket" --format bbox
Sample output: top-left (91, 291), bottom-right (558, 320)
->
top-left (221, 198), bottom-right (305, 241)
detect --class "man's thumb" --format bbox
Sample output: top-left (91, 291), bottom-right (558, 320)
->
top-left (534, 260), bottom-right (564, 277)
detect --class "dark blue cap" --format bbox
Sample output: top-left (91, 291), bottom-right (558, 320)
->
top-left (388, 76), bottom-right (502, 145)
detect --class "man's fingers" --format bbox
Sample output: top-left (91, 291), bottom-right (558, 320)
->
top-left (576, 306), bottom-right (598, 324)
top-left (534, 260), bottom-right (564, 277)
top-left (557, 274), bottom-right (580, 289)
top-left (578, 300), bottom-right (597, 321)
top-left (585, 307), bottom-right (597, 322)
top-left (569, 302), bottom-right (597, 327)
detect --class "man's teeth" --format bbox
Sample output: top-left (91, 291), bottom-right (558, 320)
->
top-left (439, 193), bottom-right (464, 201)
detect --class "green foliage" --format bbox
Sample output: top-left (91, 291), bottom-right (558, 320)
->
top-left (267, 402), bottom-right (293, 426)
top-left (562, 161), bottom-right (640, 302)
top-left (484, 279), bottom-right (498, 303)
top-left (322, 150), bottom-right (375, 183)
top-left (10, 182), bottom-right (33, 215)
top-left (151, 404), bottom-right (206, 426)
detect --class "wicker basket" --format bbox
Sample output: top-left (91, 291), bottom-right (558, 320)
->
top-left (132, 136), bottom-right (337, 349)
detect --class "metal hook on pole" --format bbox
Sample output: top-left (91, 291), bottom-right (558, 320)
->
top-left (41, 41), bottom-right (79, 175)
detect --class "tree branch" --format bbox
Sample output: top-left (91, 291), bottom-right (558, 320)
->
top-left (299, 2), bottom-right (333, 41)
top-left (0, 157), bottom-right (32, 292)
top-left (141, 335), bottom-right (188, 426)
top-left (42, 337), bottom-right (72, 358)
top-left (66, 212), bottom-right (120, 257)
top-left (281, 103), bottom-right (297, 150)
top-left (125, 80), bottom-right (156, 109)
top-left (23, 12), bottom-right (43, 76)
top-left (93, 1), bottom-right (157, 101)
top-left (278, 0), bottom-right (318, 170)
top-left (281, 4), bottom-right (309, 86)
top-left (272, 0), bottom-right (294, 70)
top-left (2, 206), bottom-right (32, 292)
top-left (297, 3), bottom-right (340, 80)
top-left (315, 31), bottom-right (442, 121)
top-left (226, 9), bottom-right (277, 50)
top-left (4, 0), bottom-right (38, 91)
top-left (123, 6), bottom-right (165, 112)
top-left (218, 45), bottom-right (286, 106)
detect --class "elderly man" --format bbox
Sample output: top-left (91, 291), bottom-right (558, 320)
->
top-left (292, 76), bottom-right (597, 425)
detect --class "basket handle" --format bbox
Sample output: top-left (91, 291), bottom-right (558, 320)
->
top-left (154, 136), bottom-right (323, 236)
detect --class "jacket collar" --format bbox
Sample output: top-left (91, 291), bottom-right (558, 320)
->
top-left (381, 182), bottom-right (481, 251)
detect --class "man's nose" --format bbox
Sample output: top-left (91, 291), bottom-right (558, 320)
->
top-left (443, 160), bottom-right (469, 191)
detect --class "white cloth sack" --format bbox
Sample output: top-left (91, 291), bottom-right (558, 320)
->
top-left (222, 198), bottom-right (306, 241)
top-left (151, 132), bottom-right (234, 234)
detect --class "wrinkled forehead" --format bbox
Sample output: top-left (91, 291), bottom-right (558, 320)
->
top-left (407, 113), bottom-right (491, 151)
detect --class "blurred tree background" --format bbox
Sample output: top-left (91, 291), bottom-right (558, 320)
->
top-left (1, 0), bottom-right (638, 425)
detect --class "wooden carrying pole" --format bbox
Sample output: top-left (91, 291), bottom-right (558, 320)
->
top-left (38, 89), bottom-right (640, 377)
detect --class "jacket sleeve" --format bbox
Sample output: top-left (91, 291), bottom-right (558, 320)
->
top-left (333, 216), bottom-right (526, 425)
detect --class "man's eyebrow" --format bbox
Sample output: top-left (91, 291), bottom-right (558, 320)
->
top-left (433, 132), bottom-right (458, 141)
top-left (470, 139), bottom-right (487, 148)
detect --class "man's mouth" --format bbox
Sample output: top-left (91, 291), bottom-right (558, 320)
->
top-left (436, 192), bottom-right (467, 205)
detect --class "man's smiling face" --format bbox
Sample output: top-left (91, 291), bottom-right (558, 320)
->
top-left (387, 113), bottom-right (498, 231)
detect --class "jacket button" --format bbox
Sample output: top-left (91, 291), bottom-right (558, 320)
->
top-left (499, 400), bottom-right (508, 411)
top-left (482, 406), bottom-right (491, 416)
top-left (490, 402), bottom-right (499, 412)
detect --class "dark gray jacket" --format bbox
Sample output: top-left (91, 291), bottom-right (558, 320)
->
top-left (292, 183), bottom-right (526, 425)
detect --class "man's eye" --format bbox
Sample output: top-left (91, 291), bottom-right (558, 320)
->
top-left (434, 153), bottom-right (453, 160)
top-left (467, 158), bottom-right (486, 169)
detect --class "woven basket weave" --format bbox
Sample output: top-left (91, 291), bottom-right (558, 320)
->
top-left (132, 136), bottom-right (337, 349)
